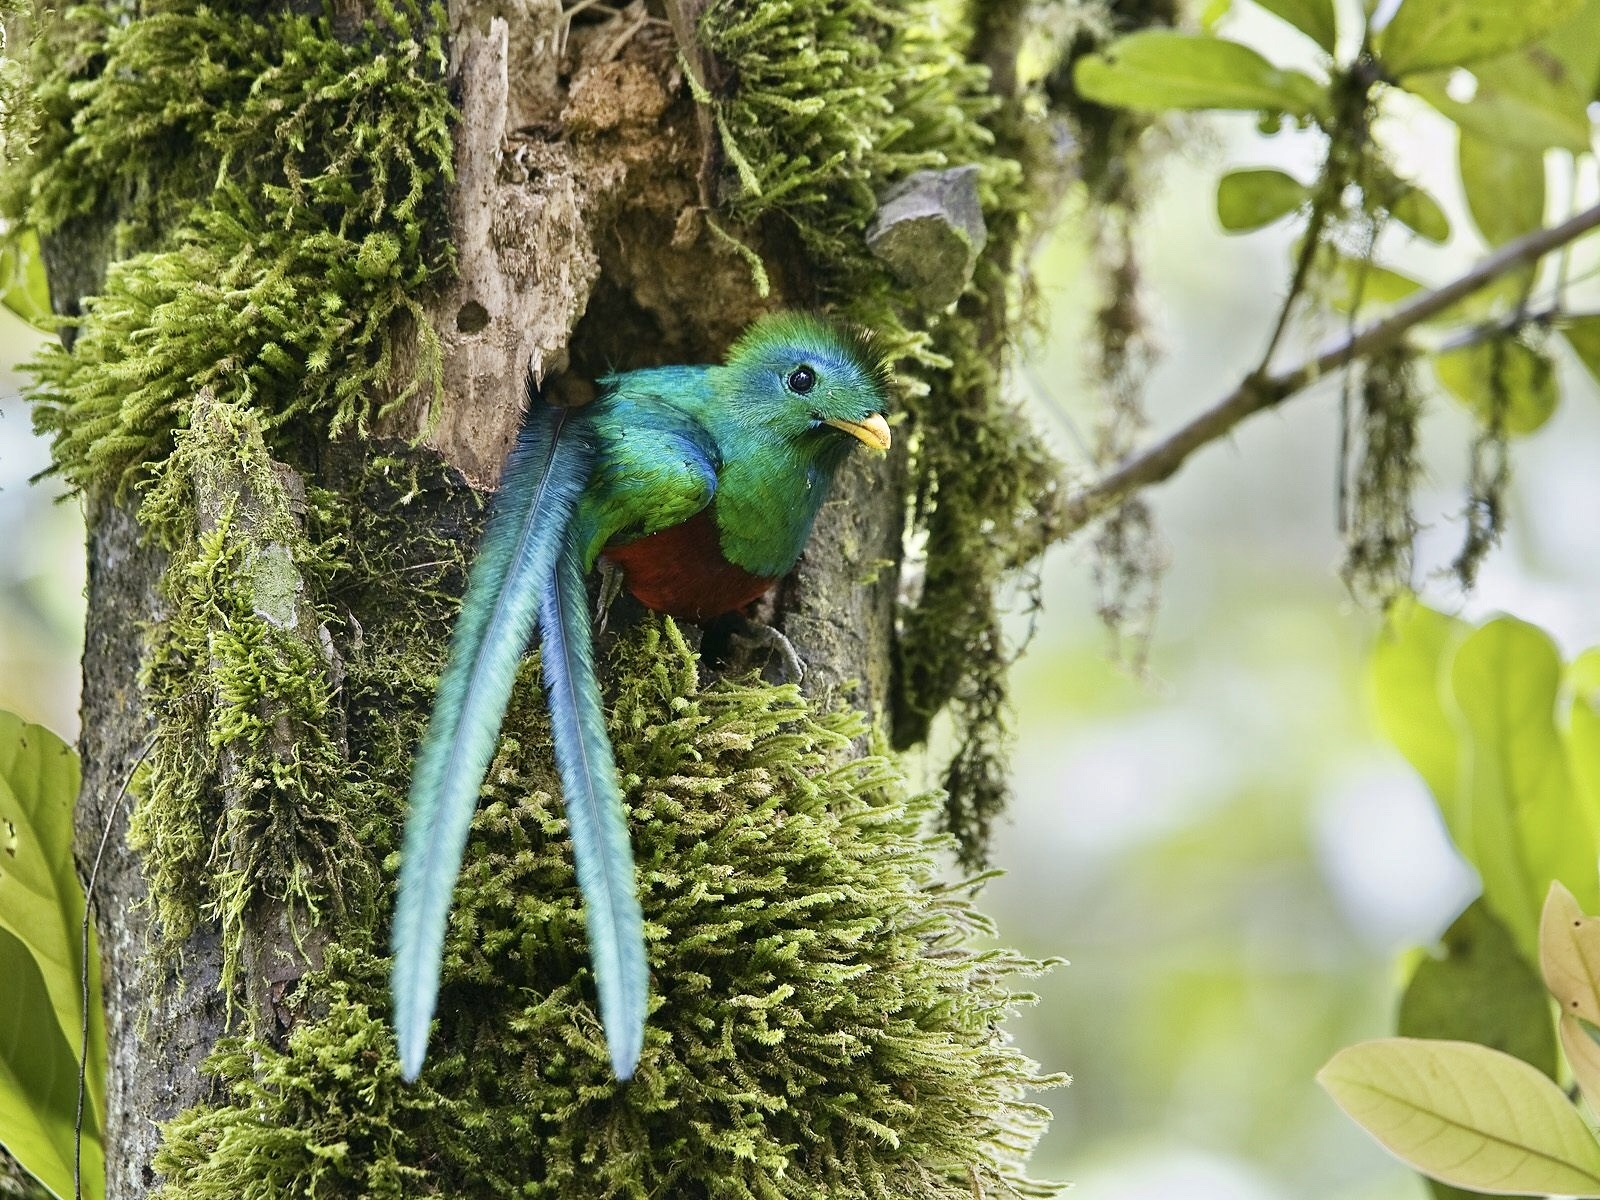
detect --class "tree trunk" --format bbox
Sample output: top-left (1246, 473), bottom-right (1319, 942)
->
top-left (12, 0), bottom-right (1087, 1193)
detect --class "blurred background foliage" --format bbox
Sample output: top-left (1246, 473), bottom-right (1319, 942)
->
top-left (7, 0), bottom-right (1600, 1197)
top-left (0, 303), bottom-right (79, 734)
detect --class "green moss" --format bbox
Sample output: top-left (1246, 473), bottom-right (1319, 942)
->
top-left (11, 0), bottom-right (454, 494)
top-left (131, 398), bottom-right (375, 987)
top-left (2, 0), bottom-right (454, 986)
top-left (154, 622), bottom-right (1062, 1200)
top-left (706, 0), bottom-right (1006, 276)
top-left (152, 959), bottom-right (439, 1200)
top-left (703, 0), bottom-right (1081, 861)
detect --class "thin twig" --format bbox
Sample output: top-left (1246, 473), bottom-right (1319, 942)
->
top-left (661, 0), bottom-right (721, 207)
top-left (1059, 199), bottom-right (1600, 533)
top-left (1431, 306), bottom-right (1566, 354)
top-left (76, 733), bottom-right (156, 1200)
top-left (1259, 171), bottom-right (1339, 373)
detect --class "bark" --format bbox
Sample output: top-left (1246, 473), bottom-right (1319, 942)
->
top-left (77, 499), bottom-right (223, 1198)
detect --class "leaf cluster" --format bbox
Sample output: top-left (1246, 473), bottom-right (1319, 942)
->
top-left (1319, 599), bottom-right (1600, 1195)
top-left (0, 713), bottom-right (104, 1200)
top-left (1321, 885), bottom-right (1600, 1197)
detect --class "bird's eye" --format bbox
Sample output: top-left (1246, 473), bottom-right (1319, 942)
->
top-left (787, 366), bottom-right (817, 394)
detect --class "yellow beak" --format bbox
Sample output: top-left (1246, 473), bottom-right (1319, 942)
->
top-left (822, 412), bottom-right (892, 452)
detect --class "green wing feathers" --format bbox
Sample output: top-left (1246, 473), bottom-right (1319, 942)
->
top-left (391, 404), bottom-right (594, 1082)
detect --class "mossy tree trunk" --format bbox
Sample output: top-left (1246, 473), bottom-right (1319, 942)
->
top-left (68, 9), bottom-right (902, 1190)
top-left (8, 0), bottom-right (1125, 1194)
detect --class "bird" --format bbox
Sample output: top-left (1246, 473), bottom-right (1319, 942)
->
top-left (390, 311), bottom-right (893, 1083)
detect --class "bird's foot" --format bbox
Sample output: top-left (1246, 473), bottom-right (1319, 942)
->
top-left (595, 560), bottom-right (626, 636)
top-left (730, 618), bottom-right (806, 684)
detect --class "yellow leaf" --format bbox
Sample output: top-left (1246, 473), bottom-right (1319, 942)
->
top-left (1561, 1015), bottom-right (1600, 1112)
top-left (1543, 881), bottom-right (1600, 1024)
top-left (1319, 1038), bottom-right (1600, 1196)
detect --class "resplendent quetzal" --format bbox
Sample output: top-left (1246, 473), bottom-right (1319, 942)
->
top-left (391, 312), bottom-right (893, 1082)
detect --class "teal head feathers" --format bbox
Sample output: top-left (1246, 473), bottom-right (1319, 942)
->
top-left (714, 311), bottom-right (893, 464)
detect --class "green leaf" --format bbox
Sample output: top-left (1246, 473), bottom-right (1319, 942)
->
top-left (1561, 317), bottom-right (1600, 392)
top-left (1324, 252), bottom-right (1425, 314)
top-left (1401, 897), bottom-right (1561, 1200)
top-left (1405, 41), bottom-right (1593, 153)
top-left (1216, 168), bottom-right (1310, 232)
top-left (1319, 1038), bottom-right (1600, 1195)
top-left (1253, 0), bottom-right (1339, 54)
top-left (1570, 647), bottom-right (1600, 834)
top-left (1201, 0), bottom-right (1234, 30)
top-left (1451, 618), bottom-right (1598, 959)
top-left (0, 712), bottom-right (104, 1134)
top-left (1391, 185), bottom-right (1452, 243)
top-left (1423, 1170), bottom-right (1482, 1200)
top-left (1399, 900), bottom-right (1557, 1075)
top-left (0, 928), bottom-right (102, 1200)
top-left (1433, 340), bottom-right (1559, 436)
top-left (1458, 133), bottom-right (1547, 247)
top-left (0, 229), bottom-right (54, 333)
top-left (1371, 597), bottom-right (1470, 834)
top-left (1378, 0), bottom-right (1586, 75)
top-left (1552, 0), bottom-right (1600, 96)
top-left (1073, 31), bottom-right (1328, 118)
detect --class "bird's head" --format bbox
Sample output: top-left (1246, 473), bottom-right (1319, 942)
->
top-left (719, 312), bottom-right (893, 460)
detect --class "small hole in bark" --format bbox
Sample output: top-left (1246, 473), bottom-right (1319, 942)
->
top-left (456, 300), bottom-right (490, 333)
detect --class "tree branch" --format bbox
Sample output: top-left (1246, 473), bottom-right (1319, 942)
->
top-left (1059, 199), bottom-right (1600, 533)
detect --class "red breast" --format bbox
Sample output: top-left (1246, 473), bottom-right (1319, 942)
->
top-left (601, 508), bottom-right (776, 622)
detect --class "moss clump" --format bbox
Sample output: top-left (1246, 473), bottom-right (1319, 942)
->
top-left (131, 398), bottom-right (374, 987)
top-left (153, 620), bottom-right (1062, 1200)
top-left (704, 0), bottom-right (1081, 860)
top-left (706, 0), bottom-right (1006, 277)
top-left (10, 0), bottom-right (453, 494)
top-left (151, 961), bottom-right (439, 1200)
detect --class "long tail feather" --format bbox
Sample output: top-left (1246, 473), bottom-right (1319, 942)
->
top-left (391, 403), bottom-right (593, 1082)
top-left (538, 533), bottom-right (649, 1079)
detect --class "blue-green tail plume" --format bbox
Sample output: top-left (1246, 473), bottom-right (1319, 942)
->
top-left (537, 534), bottom-right (648, 1079)
top-left (391, 403), bottom-right (594, 1082)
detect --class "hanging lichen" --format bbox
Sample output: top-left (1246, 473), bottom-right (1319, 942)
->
top-left (1341, 345), bottom-right (1423, 604)
top-left (1452, 335), bottom-right (1531, 590)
